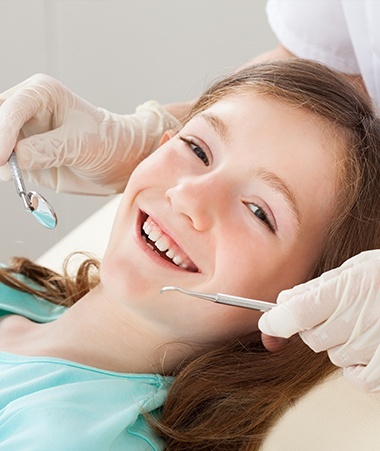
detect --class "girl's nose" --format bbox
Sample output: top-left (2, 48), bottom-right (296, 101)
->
top-left (165, 175), bottom-right (227, 231)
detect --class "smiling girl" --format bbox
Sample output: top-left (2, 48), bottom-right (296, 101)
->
top-left (0, 59), bottom-right (379, 450)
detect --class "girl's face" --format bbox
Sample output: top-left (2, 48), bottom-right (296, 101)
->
top-left (101, 94), bottom-right (340, 345)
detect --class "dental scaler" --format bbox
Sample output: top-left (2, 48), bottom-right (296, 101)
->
top-left (160, 286), bottom-right (275, 312)
top-left (8, 152), bottom-right (58, 229)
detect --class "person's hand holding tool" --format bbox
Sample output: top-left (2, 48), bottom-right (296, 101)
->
top-left (259, 250), bottom-right (380, 392)
top-left (0, 74), bottom-right (179, 195)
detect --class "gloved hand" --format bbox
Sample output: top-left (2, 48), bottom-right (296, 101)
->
top-left (0, 74), bottom-right (180, 195)
top-left (259, 250), bottom-right (380, 393)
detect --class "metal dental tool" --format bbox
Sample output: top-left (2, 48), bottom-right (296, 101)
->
top-left (8, 152), bottom-right (58, 229)
top-left (160, 286), bottom-right (275, 312)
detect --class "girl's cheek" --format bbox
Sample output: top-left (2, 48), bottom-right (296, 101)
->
top-left (130, 153), bottom-right (162, 181)
top-left (142, 146), bottom-right (171, 170)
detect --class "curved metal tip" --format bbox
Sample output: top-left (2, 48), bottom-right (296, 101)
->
top-left (160, 286), bottom-right (180, 294)
top-left (160, 286), bottom-right (217, 302)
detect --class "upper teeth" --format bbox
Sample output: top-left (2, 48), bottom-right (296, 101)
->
top-left (142, 219), bottom-right (189, 269)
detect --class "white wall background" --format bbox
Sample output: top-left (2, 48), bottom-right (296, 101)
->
top-left (0, 0), bottom-right (277, 262)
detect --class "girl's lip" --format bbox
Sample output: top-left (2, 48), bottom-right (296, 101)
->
top-left (136, 210), bottom-right (199, 273)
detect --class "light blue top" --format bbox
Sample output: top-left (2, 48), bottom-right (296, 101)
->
top-left (0, 275), bottom-right (172, 450)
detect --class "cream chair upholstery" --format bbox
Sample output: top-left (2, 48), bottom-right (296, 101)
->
top-left (261, 373), bottom-right (380, 450)
top-left (38, 196), bottom-right (380, 450)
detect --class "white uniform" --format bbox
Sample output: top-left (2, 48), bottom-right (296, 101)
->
top-left (266, 0), bottom-right (380, 109)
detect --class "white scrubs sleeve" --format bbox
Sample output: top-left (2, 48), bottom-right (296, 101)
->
top-left (266, 0), bottom-right (380, 110)
top-left (266, 0), bottom-right (360, 74)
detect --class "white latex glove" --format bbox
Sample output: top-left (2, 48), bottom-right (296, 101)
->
top-left (0, 74), bottom-right (179, 195)
top-left (259, 250), bottom-right (380, 393)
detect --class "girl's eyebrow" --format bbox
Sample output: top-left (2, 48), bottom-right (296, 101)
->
top-left (198, 112), bottom-right (231, 144)
top-left (254, 167), bottom-right (302, 226)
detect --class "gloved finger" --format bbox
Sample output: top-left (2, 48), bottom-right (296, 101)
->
top-left (343, 366), bottom-right (380, 393)
top-left (258, 276), bottom-right (341, 338)
top-left (340, 249), bottom-right (380, 268)
top-left (259, 257), bottom-right (377, 339)
top-left (325, 323), bottom-right (380, 365)
top-left (0, 93), bottom-right (44, 166)
top-left (299, 317), bottom-right (352, 352)
top-left (53, 166), bottom-right (116, 195)
top-left (13, 127), bottom-right (70, 171)
top-left (23, 167), bottom-right (58, 191)
top-left (343, 349), bottom-right (380, 393)
top-left (258, 303), bottom-right (300, 338)
top-left (14, 105), bottom-right (100, 172)
top-left (327, 342), bottom-right (376, 368)
top-left (299, 292), bottom-right (379, 353)
top-left (301, 278), bottom-right (380, 354)
top-left (275, 264), bottom-right (348, 306)
top-left (0, 164), bottom-right (12, 182)
top-left (17, 163), bottom-right (114, 195)
top-left (275, 250), bottom-right (378, 307)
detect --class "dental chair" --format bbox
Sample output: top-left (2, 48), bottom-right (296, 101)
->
top-left (38, 195), bottom-right (380, 451)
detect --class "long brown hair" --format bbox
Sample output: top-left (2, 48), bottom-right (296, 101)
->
top-left (1, 59), bottom-right (380, 449)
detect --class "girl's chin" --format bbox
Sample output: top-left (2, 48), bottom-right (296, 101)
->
top-left (99, 260), bottom-right (155, 301)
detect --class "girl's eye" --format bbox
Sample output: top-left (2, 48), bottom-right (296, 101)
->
top-left (246, 203), bottom-right (276, 232)
top-left (179, 136), bottom-right (210, 166)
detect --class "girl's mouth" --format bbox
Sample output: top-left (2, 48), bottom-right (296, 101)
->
top-left (140, 213), bottom-right (199, 273)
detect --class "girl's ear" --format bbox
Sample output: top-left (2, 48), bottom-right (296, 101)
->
top-left (158, 130), bottom-right (176, 147)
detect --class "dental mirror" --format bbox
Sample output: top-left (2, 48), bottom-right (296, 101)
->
top-left (8, 152), bottom-right (58, 229)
